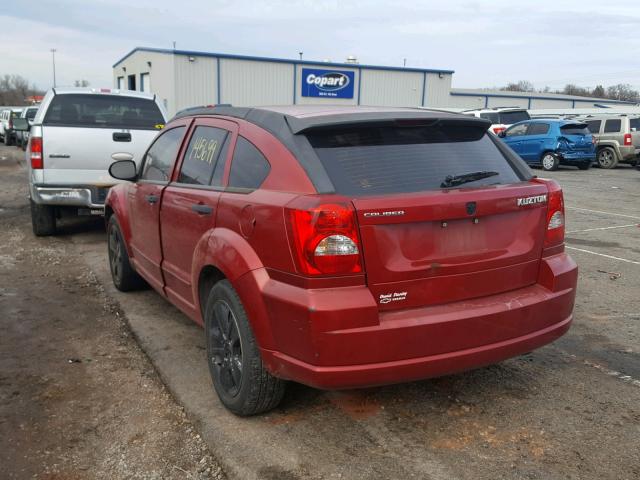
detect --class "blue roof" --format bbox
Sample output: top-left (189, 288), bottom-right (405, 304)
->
top-left (113, 47), bottom-right (455, 75)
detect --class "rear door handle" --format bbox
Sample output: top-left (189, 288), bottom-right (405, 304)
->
top-left (113, 132), bottom-right (132, 142)
top-left (191, 204), bottom-right (213, 215)
top-left (145, 194), bottom-right (158, 204)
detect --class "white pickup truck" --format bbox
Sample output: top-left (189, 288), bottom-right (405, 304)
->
top-left (19, 87), bottom-right (167, 236)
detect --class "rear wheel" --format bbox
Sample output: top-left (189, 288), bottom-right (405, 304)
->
top-left (597, 147), bottom-right (618, 169)
top-left (541, 152), bottom-right (559, 171)
top-left (107, 216), bottom-right (146, 291)
top-left (205, 280), bottom-right (286, 416)
top-left (30, 200), bottom-right (56, 236)
top-left (4, 132), bottom-right (12, 146)
top-left (577, 161), bottom-right (591, 170)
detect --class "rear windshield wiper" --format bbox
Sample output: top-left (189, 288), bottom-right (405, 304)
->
top-left (440, 170), bottom-right (500, 188)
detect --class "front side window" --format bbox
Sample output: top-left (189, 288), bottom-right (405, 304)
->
top-left (604, 119), bottom-right (622, 133)
top-left (505, 123), bottom-right (529, 137)
top-left (228, 137), bottom-right (271, 190)
top-left (585, 120), bottom-right (602, 133)
top-left (43, 94), bottom-right (164, 130)
top-left (179, 126), bottom-right (230, 186)
top-left (527, 123), bottom-right (550, 135)
top-left (140, 127), bottom-right (186, 182)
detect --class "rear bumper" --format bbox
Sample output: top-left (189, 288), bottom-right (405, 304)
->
top-left (31, 185), bottom-right (111, 209)
top-left (256, 252), bottom-right (578, 389)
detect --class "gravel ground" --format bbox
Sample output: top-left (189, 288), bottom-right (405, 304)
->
top-left (0, 147), bottom-right (225, 479)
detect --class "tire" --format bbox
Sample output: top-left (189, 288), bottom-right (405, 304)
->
top-left (204, 280), bottom-right (286, 416)
top-left (107, 215), bottom-right (146, 291)
top-left (597, 147), bottom-right (618, 169)
top-left (4, 132), bottom-right (12, 146)
top-left (577, 161), bottom-right (591, 170)
top-left (30, 200), bottom-right (56, 236)
top-left (541, 152), bottom-right (560, 171)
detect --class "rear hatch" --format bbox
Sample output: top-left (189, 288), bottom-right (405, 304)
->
top-left (306, 120), bottom-right (548, 311)
top-left (559, 123), bottom-right (593, 152)
top-left (629, 117), bottom-right (640, 148)
top-left (41, 92), bottom-right (165, 187)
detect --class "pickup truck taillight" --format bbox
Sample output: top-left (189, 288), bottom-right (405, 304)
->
top-left (544, 182), bottom-right (565, 249)
top-left (30, 136), bottom-right (43, 169)
top-left (287, 199), bottom-right (362, 275)
top-left (624, 133), bottom-right (632, 146)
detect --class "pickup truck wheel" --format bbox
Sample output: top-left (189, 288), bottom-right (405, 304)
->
top-left (541, 153), bottom-right (559, 171)
top-left (4, 133), bottom-right (12, 146)
top-left (107, 216), bottom-right (146, 291)
top-left (30, 200), bottom-right (56, 236)
top-left (205, 280), bottom-right (286, 416)
top-left (597, 147), bottom-right (618, 169)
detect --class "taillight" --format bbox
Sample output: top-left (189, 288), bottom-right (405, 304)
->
top-left (624, 133), bottom-right (632, 146)
top-left (492, 126), bottom-right (506, 135)
top-left (544, 182), bottom-right (565, 248)
top-left (30, 136), bottom-right (43, 169)
top-left (591, 135), bottom-right (597, 145)
top-left (287, 199), bottom-right (362, 275)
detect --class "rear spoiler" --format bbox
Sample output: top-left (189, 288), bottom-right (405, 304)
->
top-left (285, 112), bottom-right (491, 135)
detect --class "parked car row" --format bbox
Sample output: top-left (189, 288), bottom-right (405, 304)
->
top-left (0, 107), bottom-right (25, 146)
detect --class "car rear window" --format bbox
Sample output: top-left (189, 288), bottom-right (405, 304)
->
top-left (306, 124), bottom-right (521, 196)
top-left (26, 108), bottom-right (38, 120)
top-left (479, 112), bottom-right (499, 124)
top-left (499, 111), bottom-right (530, 124)
top-left (11, 111), bottom-right (21, 119)
top-left (43, 94), bottom-right (164, 130)
top-left (560, 124), bottom-right (589, 135)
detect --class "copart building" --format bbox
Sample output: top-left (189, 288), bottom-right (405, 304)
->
top-left (113, 47), bottom-right (635, 116)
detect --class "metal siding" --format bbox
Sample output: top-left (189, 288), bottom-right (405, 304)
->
top-left (530, 99), bottom-right (574, 109)
top-left (112, 50), bottom-right (175, 114)
top-left (486, 96), bottom-right (529, 108)
top-left (358, 69), bottom-right (423, 107)
top-left (424, 73), bottom-right (452, 107)
top-left (295, 64), bottom-right (359, 105)
top-left (446, 94), bottom-right (485, 109)
top-left (174, 55), bottom-right (217, 113)
top-left (220, 59), bottom-right (292, 107)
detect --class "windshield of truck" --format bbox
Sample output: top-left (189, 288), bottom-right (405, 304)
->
top-left (43, 94), bottom-right (164, 130)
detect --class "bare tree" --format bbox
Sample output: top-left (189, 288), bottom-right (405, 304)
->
top-left (606, 84), bottom-right (639, 102)
top-left (0, 75), bottom-right (43, 106)
top-left (501, 80), bottom-right (535, 92)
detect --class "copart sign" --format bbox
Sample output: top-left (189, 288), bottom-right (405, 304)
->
top-left (301, 68), bottom-right (355, 99)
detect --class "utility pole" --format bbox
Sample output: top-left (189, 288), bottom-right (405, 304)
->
top-left (403, 58), bottom-right (407, 67)
top-left (51, 49), bottom-right (57, 87)
top-left (299, 51), bottom-right (303, 61)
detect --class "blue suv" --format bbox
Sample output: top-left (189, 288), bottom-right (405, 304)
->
top-left (499, 120), bottom-right (595, 171)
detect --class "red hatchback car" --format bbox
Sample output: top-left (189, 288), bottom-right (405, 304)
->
top-left (105, 106), bottom-right (578, 415)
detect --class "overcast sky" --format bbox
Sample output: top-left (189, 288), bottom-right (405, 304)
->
top-left (2, 0), bottom-right (640, 92)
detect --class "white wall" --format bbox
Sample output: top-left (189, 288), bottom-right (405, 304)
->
top-left (425, 73), bottom-right (453, 107)
top-left (220, 59), bottom-right (293, 107)
top-left (446, 94), bottom-right (485, 109)
top-left (359, 69), bottom-right (423, 107)
top-left (174, 55), bottom-right (218, 113)
top-left (530, 98), bottom-right (573, 109)
top-left (486, 96), bottom-right (529, 108)
top-left (113, 51), bottom-right (175, 114)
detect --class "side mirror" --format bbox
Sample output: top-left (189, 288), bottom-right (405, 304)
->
top-left (12, 117), bottom-right (30, 131)
top-left (109, 160), bottom-right (137, 181)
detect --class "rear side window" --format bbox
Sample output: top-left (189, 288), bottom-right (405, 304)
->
top-left (604, 119), bottom-right (622, 133)
top-left (560, 124), bottom-right (589, 135)
top-left (585, 120), bottom-right (601, 133)
top-left (140, 127), bottom-right (185, 182)
top-left (306, 125), bottom-right (521, 196)
top-left (499, 111), bottom-right (530, 124)
top-left (528, 123), bottom-right (550, 135)
top-left (228, 137), bottom-right (271, 190)
top-left (179, 126), bottom-right (230, 186)
top-left (43, 94), bottom-right (164, 130)
top-left (479, 112), bottom-right (499, 124)
top-left (630, 118), bottom-right (640, 130)
top-left (505, 123), bottom-right (528, 137)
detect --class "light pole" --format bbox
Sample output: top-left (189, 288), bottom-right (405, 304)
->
top-left (50, 49), bottom-right (57, 87)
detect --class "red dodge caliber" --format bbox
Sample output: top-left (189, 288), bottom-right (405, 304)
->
top-left (105, 106), bottom-right (577, 415)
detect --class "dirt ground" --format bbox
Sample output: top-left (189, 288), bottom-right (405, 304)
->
top-left (0, 148), bottom-right (225, 478)
top-left (1, 143), bottom-right (640, 480)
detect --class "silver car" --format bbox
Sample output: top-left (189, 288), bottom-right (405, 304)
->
top-left (581, 115), bottom-right (640, 168)
top-left (22, 87), bottom-right (167, 235)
